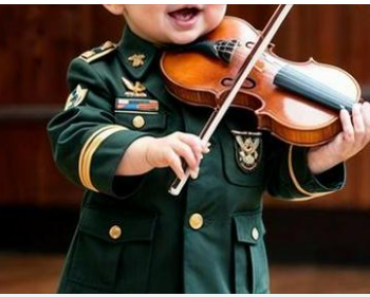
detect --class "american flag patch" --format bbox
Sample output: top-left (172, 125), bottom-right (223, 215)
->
top-left (115, 98), bottom-right (159, 112)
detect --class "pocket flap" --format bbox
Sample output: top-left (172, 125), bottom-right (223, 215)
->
top-left (78, 208), bottom-right (157, 243)
top-left (233, 211), bottom-right (266, 245)
top-left (115, 111), bottom-right (167, 131)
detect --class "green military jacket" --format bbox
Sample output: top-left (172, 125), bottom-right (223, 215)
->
top-left (48, 26), bottom-right (346, 294)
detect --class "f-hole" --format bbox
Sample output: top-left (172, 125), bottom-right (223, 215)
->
top-left (222, 77), bottom-right (256, 90)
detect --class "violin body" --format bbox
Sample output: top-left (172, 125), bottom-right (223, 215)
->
top-left (161, 17), bottom-right (361, 146)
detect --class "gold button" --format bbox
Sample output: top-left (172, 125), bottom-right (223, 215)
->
top-left (132, 115), bottom-right (145, 129)
top-left (109, 225), bottom-right (122, 240)
top-left (252, 227), bottom-right (259, 241)
top-left (189, 213), bottom-right (204, 230)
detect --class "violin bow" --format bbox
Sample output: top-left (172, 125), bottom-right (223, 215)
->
top-left (169, 4), bottom-right (294, 196)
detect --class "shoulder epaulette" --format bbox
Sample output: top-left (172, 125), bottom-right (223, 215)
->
top-left (79, 41), bottom-right (117, 64)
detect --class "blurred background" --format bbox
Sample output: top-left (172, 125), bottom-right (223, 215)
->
top-left (1, 4), bottom-right (370, 293)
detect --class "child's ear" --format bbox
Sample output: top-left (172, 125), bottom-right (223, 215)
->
top-left (103, 5), bottom-right (125, 16)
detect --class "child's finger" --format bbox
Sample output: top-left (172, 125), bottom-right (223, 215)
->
top-left (172, 140), bottom-right (199, 170)
top-left (340, 108), bottom-right (355, 143)
top-left (177, 133), bottom-right (204, 162)
top-left (362, 102), bottom-right (370, 130)
top-left (361, 102), bottom-right (370, 143)
top-left (352, 103), bottom-right (366, 144)
top-left (177, 133), bottom-right (203, 151)
top-left (177, 132), bottom-right (209, 154)
top-left (189, 167), bottom-right (200, 180)
top-left (177, 133), bottom-right (206, 164)
top-left (166, 150), bottom-right (185, 180)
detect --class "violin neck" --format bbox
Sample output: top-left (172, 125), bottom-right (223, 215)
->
top-left (274, 65), bottom-right (354, 112)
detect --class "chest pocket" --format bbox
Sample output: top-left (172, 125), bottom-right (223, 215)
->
top-left (114, 111), bottom-right (167, 133)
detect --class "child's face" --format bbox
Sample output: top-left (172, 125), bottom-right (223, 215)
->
top-left (106, 5), bottom-right (227, 45)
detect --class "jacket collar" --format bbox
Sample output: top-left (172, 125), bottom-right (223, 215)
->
top-left (117, 26), bottom-right (160, 80)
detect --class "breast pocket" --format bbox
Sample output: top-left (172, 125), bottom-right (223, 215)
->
top-left (114, 111), bottom-right (167, 133)
top-left (66, 208), bottom-right (157, 293)
top-left (220, 129), bottom-right (266, 187)
top-left (233, 211), bottom-right (269, 294)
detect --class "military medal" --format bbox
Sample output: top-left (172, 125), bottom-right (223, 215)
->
top-left (232, 130), bottom-right (262, 172)
top-left (115, 98), bottom-right (159, 112)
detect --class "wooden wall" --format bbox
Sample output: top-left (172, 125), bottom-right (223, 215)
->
top-left (1, 5), bottom-right (370, 210)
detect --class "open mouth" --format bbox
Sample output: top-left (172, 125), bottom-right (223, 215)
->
top-left (168, 6), bottom-right (203, 29)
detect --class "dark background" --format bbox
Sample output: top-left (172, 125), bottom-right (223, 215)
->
top-left (1, 5), bottom-right (370, 265)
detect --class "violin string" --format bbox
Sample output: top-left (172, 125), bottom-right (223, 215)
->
top-left (227, 50), bottom-right (284, 72)
top-left (220, 49), bottom-right (355, 108)
top-left (271, 70), bottom-right (353, 108)
top-left (231, 66), bottom-right (353, 109)
top-left (195, 44), bottom-right (355, 108)
top-left (274, 66), bottom-right (355, 108)
top-left (195, 54), bottom-right (354, 110)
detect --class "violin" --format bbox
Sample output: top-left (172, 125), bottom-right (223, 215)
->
top-left (161, 5), bottom-right (361, 195)
top-left (161, 16), bottom-right (361, 147)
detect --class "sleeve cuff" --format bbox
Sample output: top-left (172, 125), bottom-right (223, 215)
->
top-left (79, 124), bottom-right (151, 198)
top-left (288, 146), bottom-right (346, 198)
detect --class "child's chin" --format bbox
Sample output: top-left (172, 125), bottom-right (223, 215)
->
top-left (168, 31), bottom-right (202, 45)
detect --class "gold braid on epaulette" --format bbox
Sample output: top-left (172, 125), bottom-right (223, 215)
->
top-left (79, 41), bottom-right (117, 64)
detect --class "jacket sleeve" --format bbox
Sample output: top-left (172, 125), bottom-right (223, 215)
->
top-left (47, 58), bottom-right (151, 198)
top-left (266, 136), bottom-right (346, 201)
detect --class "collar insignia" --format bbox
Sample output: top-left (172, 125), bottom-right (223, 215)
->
top-left (128, 54), bottom-right (146, 68)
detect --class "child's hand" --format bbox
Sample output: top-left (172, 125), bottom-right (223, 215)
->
top-left (145, 132), bottom-right (209, 180)
top-left (308, 102), bottom-right (370, 175)
top-left (117, 132), bottom-right (209, 180)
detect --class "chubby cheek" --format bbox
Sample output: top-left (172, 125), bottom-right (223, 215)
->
top-left (203, 5), bottom-right (226, 32)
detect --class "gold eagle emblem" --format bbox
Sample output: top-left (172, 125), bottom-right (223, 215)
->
top-left (122, 77), bottom-right (147, 97)
top-left (232, 131), bottom-right (262, 172)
